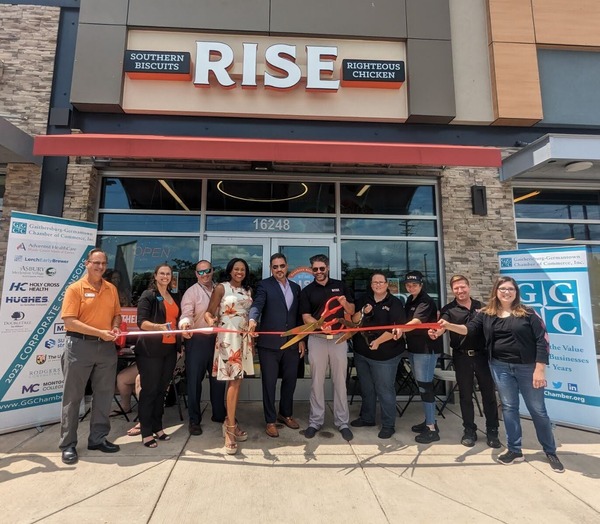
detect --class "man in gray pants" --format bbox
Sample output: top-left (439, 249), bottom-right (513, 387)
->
top-left (299, 254), bottom-right (355, 441)
top-left (59, 248), bottom-right (122, 465)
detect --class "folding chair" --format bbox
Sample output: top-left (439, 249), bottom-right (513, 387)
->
top-left (346, 352), bottom-right (361, 405)
top-left (433, 368), bottom-right (483, 419)
top-left (395, 357), bottom-right (419, 417)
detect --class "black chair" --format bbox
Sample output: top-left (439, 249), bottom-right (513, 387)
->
top-left (395, 357), bottom-right (419, 417)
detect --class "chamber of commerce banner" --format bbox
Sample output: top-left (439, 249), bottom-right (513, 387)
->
top-left (0, 212), bottom-right (96, 434)
top-left (499, 246), bottom-right (600, 431)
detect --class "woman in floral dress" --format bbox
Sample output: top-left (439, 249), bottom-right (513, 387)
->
top-left (205, 258), bottom-right (253, 454)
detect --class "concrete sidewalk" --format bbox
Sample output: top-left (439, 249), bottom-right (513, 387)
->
top-left (0, 400), bottom-right (598, 524)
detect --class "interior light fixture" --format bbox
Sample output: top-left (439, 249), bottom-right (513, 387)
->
top-left (356, 184), bottom-right (371, 197)
top-left (565, 161), bottom-right (593, 173)
top-left (217, 181), bottom-right (308, 202)
top-left (158, 179), bottom-right (190, 211)
top-left (513, 190), bottom-right (540, 203)
top-left (564, 237), bottom-right (576, 241)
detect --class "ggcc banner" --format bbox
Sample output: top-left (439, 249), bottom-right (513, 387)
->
top-left (499, 246), bottom-right (600, 431)
top-left (0, 212), bottom-right (97, 434)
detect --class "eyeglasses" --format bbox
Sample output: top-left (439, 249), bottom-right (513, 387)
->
top-left (498, 287), bottom-right (516, 293)
top-left (372, 281), bottom-right (387, 285)
top-left (272, 264), bottom-right (286, 270)
top-left (196, 268), bottom-right (212, 276)
top-left (312, 266), bottom-right (327, 273)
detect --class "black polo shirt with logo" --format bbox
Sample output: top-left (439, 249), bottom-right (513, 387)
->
top-left (439, 298), bottom-right (485, 352)
top-left (404, 289), bottom-right (442, 354)
top-left (299, 278), bottom-right (354, 320)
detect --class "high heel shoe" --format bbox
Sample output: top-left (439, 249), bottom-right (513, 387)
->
top-left (223, 423), bottom-right (238, 455)
top-left (221, 419), bottom-right (248, 442)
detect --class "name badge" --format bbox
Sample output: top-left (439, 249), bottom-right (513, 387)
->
top-left (84, 293), bottom-right (96, 298)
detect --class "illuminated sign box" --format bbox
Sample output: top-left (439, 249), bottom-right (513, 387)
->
top-left (341, 59), bottom-right (405, 89)
top-left (124, 50), bottom-right (192, 81)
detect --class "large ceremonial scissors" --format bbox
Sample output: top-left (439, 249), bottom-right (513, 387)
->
top-left (280, 295), bottom-right (344, 349)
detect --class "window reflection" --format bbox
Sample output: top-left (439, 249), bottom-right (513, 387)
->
top-left (514, 189), bottom-right (600, 220)
top-left (206, 180), bottom-right (335, 213)
top-left (101, 178), bottom-right (202, 210)
top-left (340, 184), bottom-right (435, 215)
top-left (97, 235), bottom-right (199, 305)
top-left (341, 239), bottom-right (439, 305)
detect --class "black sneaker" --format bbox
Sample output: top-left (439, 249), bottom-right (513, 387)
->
top-left (340, 427), bottom-right (354, 441)
top-left (411, 420), bottom-right (427, 433)
top-left (497, 450), bottom-right (524, 465)
top-left (350, 418), bottom-right (376, 428)
top-left (460, 429), bottom-right (477, 447)
top-left (415, 427), bottom-right (440, 444)
top-left (546, 453), bottom-right (565, 473)
top-left (411, 420), bottom-right (439, 433)
top-left (378, 427), bottom-right (395, 439)
top-left (304, 426), bottom-right (318, 439)
top-left (486, 429), bottom-right (501, 449)
top-left (189, 422), bottom-right (203, 436)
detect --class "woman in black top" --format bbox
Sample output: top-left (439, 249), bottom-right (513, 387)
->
top-left (350, 273), bottom-right (406, 439)
top-left (439, 276), bottom-right (564, 473)
top-left (135, 264), bottom-right (182, 448)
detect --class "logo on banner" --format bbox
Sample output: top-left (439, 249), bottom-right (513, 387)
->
top-left (17, 243), bottom-right (26, 251)
top-left (11, 311), bottom-right (25, 320)
top-left (12, 222), bottom-right (27, 235)
top-left (568, 383), bottom-right (579, 392)
top-left (519, 280), bottom-right (581, 335)
top-left (36, 354), bottom-right (46, 365)
top-left (500, 258), bottom-right (512, 268)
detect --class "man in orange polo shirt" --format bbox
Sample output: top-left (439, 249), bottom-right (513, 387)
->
top-left (59, 248), bottom-right (122, 465)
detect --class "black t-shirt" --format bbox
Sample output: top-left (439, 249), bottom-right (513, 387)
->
top-left (353, 292), bottom-right (406, 361)
top-left (491, 316), bottom-right (522, 363)
top-left (439, 298), bottom-right (485, 352)
top-left (299, 278), bottom-right (354, 321)
top-left (404, 290), bottom-right (442, 354)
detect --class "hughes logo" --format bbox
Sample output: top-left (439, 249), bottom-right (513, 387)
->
top-left (125, 43), bottom-right (405, 92)
top-left (519, 280), bottom-right (581, 336)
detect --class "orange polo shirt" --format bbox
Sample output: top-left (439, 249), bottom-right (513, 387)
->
top-left (61, 274), bottom-right (121, 330)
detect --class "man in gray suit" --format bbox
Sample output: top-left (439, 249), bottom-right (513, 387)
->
top-left (249, 253), bottom-right (305, 437)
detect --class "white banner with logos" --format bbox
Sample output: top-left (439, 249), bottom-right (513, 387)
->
top-left (499, 246), bottom-right (600, 431)
top-left (0, 212), bottom-right (97, 434)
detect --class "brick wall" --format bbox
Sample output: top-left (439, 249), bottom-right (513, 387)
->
top-left (440, 167), bottom-right (516, 302)
top-left (0, 163), bottom-right (42, 290)
top-left (0, 5), bottom-right (59, 136)
top-left (62, 162), bottom-right (100, 222)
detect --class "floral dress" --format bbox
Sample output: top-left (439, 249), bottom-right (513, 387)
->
top-left (212, 282), bottom-right (254, 380)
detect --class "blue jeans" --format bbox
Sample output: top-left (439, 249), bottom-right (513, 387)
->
top-left (409, 352), bottom-right (439, 426)
top-left (354, 353), bottom-right (402, 429)
top-left (490, 359), bottom-right (556, 454)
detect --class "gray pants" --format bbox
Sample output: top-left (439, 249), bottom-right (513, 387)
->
top-left (59, 336), bottom-right (118, 450)
top-left (307, 334), bottom-right (350, 430)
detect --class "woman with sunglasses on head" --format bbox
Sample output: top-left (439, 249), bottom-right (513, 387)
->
top-left (350, 272), bottom-right (406, 439)
top-left (135, 264), bottom-right (181, 448)
top-left (438, 276), bottom-right (564, 473)
top-left (205, 258), bottom-right (254, 454)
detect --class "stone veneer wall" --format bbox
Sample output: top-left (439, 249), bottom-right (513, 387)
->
top-left (62, 162), bottom-right (100, 222)
top-left (0, 163), bottom-right (42, 291)
top-left (440, 166), bottom-right (516, 302)
top-left (0, 5), bottom-right (59, 136)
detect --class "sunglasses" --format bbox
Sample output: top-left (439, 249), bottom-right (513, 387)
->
top-left (196, 268), bottom-right (212, 276)
top-left (272, 264), bottom-right (286, 270)
top-left (312, 266), bottom-right (327, 273)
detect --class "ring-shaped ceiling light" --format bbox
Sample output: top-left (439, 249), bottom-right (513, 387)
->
top-left (216, 181), bottom-right (309, 202)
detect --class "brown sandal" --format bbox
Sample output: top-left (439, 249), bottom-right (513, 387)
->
top-left (223, 422), bottom-right (238, 455)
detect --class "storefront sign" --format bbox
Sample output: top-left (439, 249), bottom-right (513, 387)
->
top-left (0, 212), bottom-right (97, 434)
top-left (126, 43), bottom-right (405, 92)
top-left (123, 32), bottom-right (409, 122)
top-left (499, 246), bottom-right (600, 431)
top-left (124, 50), bottom-right (192, 81)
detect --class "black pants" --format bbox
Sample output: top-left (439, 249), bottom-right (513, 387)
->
top-left (185, 334), bottom-right (226, 424)
top-left (453, 352), bottom-right (499, 432)
top-left (257, 345), bottom-right (300, 424)
top-left (136, 349), bottom-right (177, 439)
